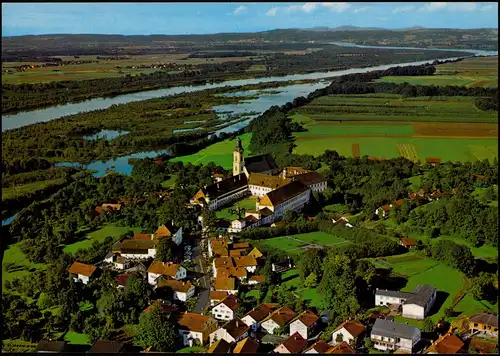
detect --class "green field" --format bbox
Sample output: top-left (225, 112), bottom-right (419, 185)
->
top-left (171, 133), bottom-right (252, 169)
top-left (295, 95), bottom-right (498, 123)
top-left (472, 185), bottom-right (498, 207)
top-left (370, 253), bottom-right (498, 325)
top-left (259, 232), bottom-right (350, 255)
top-left (2, 178), bottom-right (66, 200)
top-left (294, 136), bottom-right (497, 162)
top-left (63, 224), bottom-right (141, 254)
top-left (160, 175), bottom-right (177, 188)
top-left (64, 331), bottom-right (90, 344)
top-left (376, 56), bottom-right (498, 88)
top-left (216, 196), bottom-right (258, 220)
top-left (177, 347), bottom-right (207, 353)
top-left (2, 242), bottom-right (46, 290)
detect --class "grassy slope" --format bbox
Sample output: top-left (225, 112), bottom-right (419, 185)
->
top-left (62, 224), bottom-right (141, 254)
top-left (2, 242), bottom-right (46, 290)
top-left (2, 178), bottom-right (66, 200)
top-left (259, 232), bottom-right (350, 255)
top-left (215, 196), bottom-right (258, 220)
top-left (171, 133), bottom-right (252, 169)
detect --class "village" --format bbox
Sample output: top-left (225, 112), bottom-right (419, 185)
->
top-left (32, 138), bottom-right (498, 354)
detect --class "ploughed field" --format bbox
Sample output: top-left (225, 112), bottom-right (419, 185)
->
top-left (291, 94), bottom-right (498, 162)
top-left (375, 56), bottom-right (498, 88)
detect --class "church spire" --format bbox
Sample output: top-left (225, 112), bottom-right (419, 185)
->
top-left (234, 137), bottom-right (244, 153)
top-left (233, 137), bottom-right (244, 176)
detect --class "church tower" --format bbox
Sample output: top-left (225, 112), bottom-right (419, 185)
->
top-left (233, 137), bottom-right (245, 176)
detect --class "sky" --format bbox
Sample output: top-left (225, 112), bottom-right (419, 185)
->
top-left (2, 2), bottom-right (498, 37)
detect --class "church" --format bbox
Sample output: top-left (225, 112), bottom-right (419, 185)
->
top-left (190, 137), bottom-right (327, 230)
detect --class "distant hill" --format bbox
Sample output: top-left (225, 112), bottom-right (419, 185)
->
top-left (2, 27), bottom-right (497, 60)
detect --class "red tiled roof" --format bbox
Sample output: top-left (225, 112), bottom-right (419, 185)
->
top-left (304, 340), bottom-right (332, 354)
top-left (338, 320), bottom-right (366, 338)
top-left (326, 341), bottom-right (356, 354)
top-left (400, 238), bottom-right (418, 247)
top-left (267, 306), bottom-right (296, 326)
top-left (215, 294), bottom-right (240, 311)
top-left (68, 262), bottom-right (97, 277)
top-left (249, 275), bottom-right (265, 283)
top-left (244, 303), bottom-right (280, 323)
top-left (427, 333), bottom-right (464, 354)
top-left (295, 310), bottom-right (319, 327)
top-left (280, 332), bottom-right (308, 353)
top-left (233, 255), bottom-right (257, 267)
top-left (134, 233), bottom-right (152, 240)
top-left (158, 279), bottom-right (193, 293)
top-left (207, 339), bottom-right (232, 354)
top-left (210, 291), bottom-right (229, 301)
top-left (233, 337), bottom-right (259, 354)
top-left (147, 261), bottom-right (182, 276)
top-left (177, 312), bottom-right (216, 333)
top-left (215, 277), bottom-right (236, 291)
top-left (223, 317), bottom-right (250, 340)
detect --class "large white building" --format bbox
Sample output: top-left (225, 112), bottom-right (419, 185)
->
top-left (375, 285), bottom-right (437, 320)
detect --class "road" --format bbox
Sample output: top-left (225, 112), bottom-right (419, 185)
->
top-left (193, 238), bottom-right (210, 314)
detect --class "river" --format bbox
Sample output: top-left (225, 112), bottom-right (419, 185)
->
top-left (5, 43), bottom-right (497, 177)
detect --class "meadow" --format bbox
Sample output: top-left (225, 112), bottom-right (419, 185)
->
top-left (2, 178), bottom-right (67, 200)
top-left (216, 196), bottom-right (258, 220)
top-left (171, 133), bottom-right (252, 169)
top-left (375, 56), bottom-right (498, 88)
top-left (2, 242), bottom-right (46, 290)
top-left (291, 94), bottom-right (498, 162)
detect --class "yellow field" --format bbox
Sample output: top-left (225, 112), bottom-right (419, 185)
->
top-left (397, 144), bottom-right (420, 162)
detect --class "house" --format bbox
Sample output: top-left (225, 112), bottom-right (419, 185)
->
top-left (229, 249), bottom-right (247, 257)
top-left (289, 310), bottom-right (319, 339)
top-left (257, 181), bottom-right (311, 219)
top-left (115, 272), bottom-right (139, 289)
top-left (233, 256), bottom-right (258, 273)
top-left (177, 312), bottom-right (218, 346)
top-left (212, 173), bottom-right (226, 183)
top-left (469, 313), bottom-right (498, 336)
top-left (248, 275), bottom-right (265, 285)
top-left (214, 277), bottom-right (237, 295)
top-left (232, 242), bottom-right (250, 250)
top-left (155, 224), bottom-right (183, 245)
top-left (209, 317), bottom-right (250, 345)
top-left (36, 340), bottom-right (67, 353)
top-left (331, 320), bottom-right (365, 346)
top-left (248, 247), bottom-right (264, 260)
top-left (209, 237), bottom-right (230, 258)
top-left (213, 257), bottom-right (234, 277)
top-left (230, 215), bottom-right (259, 233)
top-left (261, 306), bottom-right (297, 335)
top-left (112, 239), bottom-right (158, 259)
top-left (375, 285), bottom-right (437, 320)
top-left (157, 279), bottom-right (195, 302)
top-left (217, 267), bottom-right (247, 281)
top-left (429, 190), bottom-right (444, 201)
top-left (425, 331), bottom-right (464, 354)
top-left (425, 157), bottom-right (441, 165)
top-left (248, 173), bottom-right (291, 197)
top-left (88, 340), bottom-right (126, 353)
top-left (292, 172), bottom-right (328, 193)
top-left (242, 303), bottom-right (280, 332)
top-left (281, 166), bottom-right (312, 179)
top-left (371, 318), bottom-right (421, 353)
top-left (103, 252), bottom-right (129, 270)
top-left (233, 336), bottom-right (260, 353)
top-left (68, 262), bottom-right (97, 284)
top-left (191, 173), bottom-right (249, 211)
top-left (207, 339), bottom-right (233, 354)
top-left (399, 238), bottom-right (418, 250)
top-left (147, 262), bottom-right (187, 285)
top-left (272, 259), bottom-right (293, 273)
top-left (325, 341), bottom-right (356, 354)
top-left (210, 291), bottom-right (229, 307)
top-left (331, 215), bottom-right (353, 228)
top-left (212, 294), bottom-right (240, 321)
top-left (303, 340), bottom-right (332, 354)
top-left (101, 203), bottom-right (122, 212)
top-left (274, 332), bottom-right (308, 354)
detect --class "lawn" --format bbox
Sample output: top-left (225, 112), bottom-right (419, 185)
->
top-left (160, 175), bottom-right (177, 188)
top-left (171, 133), bottom-right (252, 169)
top-left (215, 196), bottom-right (258, 220)
top-left (472, 185), bottom-right (498, 207)
top-left (259, 232), bottom-right (350, 255)
top-left (2, 242), bottom-right (46, 290)
top-left (177, 347), bottom-right (207, 353)
top-left (64, 331), bottom-right (90, 344)
top-left (433, 235), bottom-right (498, 261)
top-left (407, 175), bottom-right (422, 192)
top-left (370, 252), bottom-right (498, 325)
top-left (2, 178), bottom-right (67, 200)
top-left (63, 224), bottom-right (141, 254)
top-left (246, 290), bottom-right (261, 300)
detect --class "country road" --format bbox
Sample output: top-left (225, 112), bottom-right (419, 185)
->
top-left (193, 238), bottom-right (210, 314)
